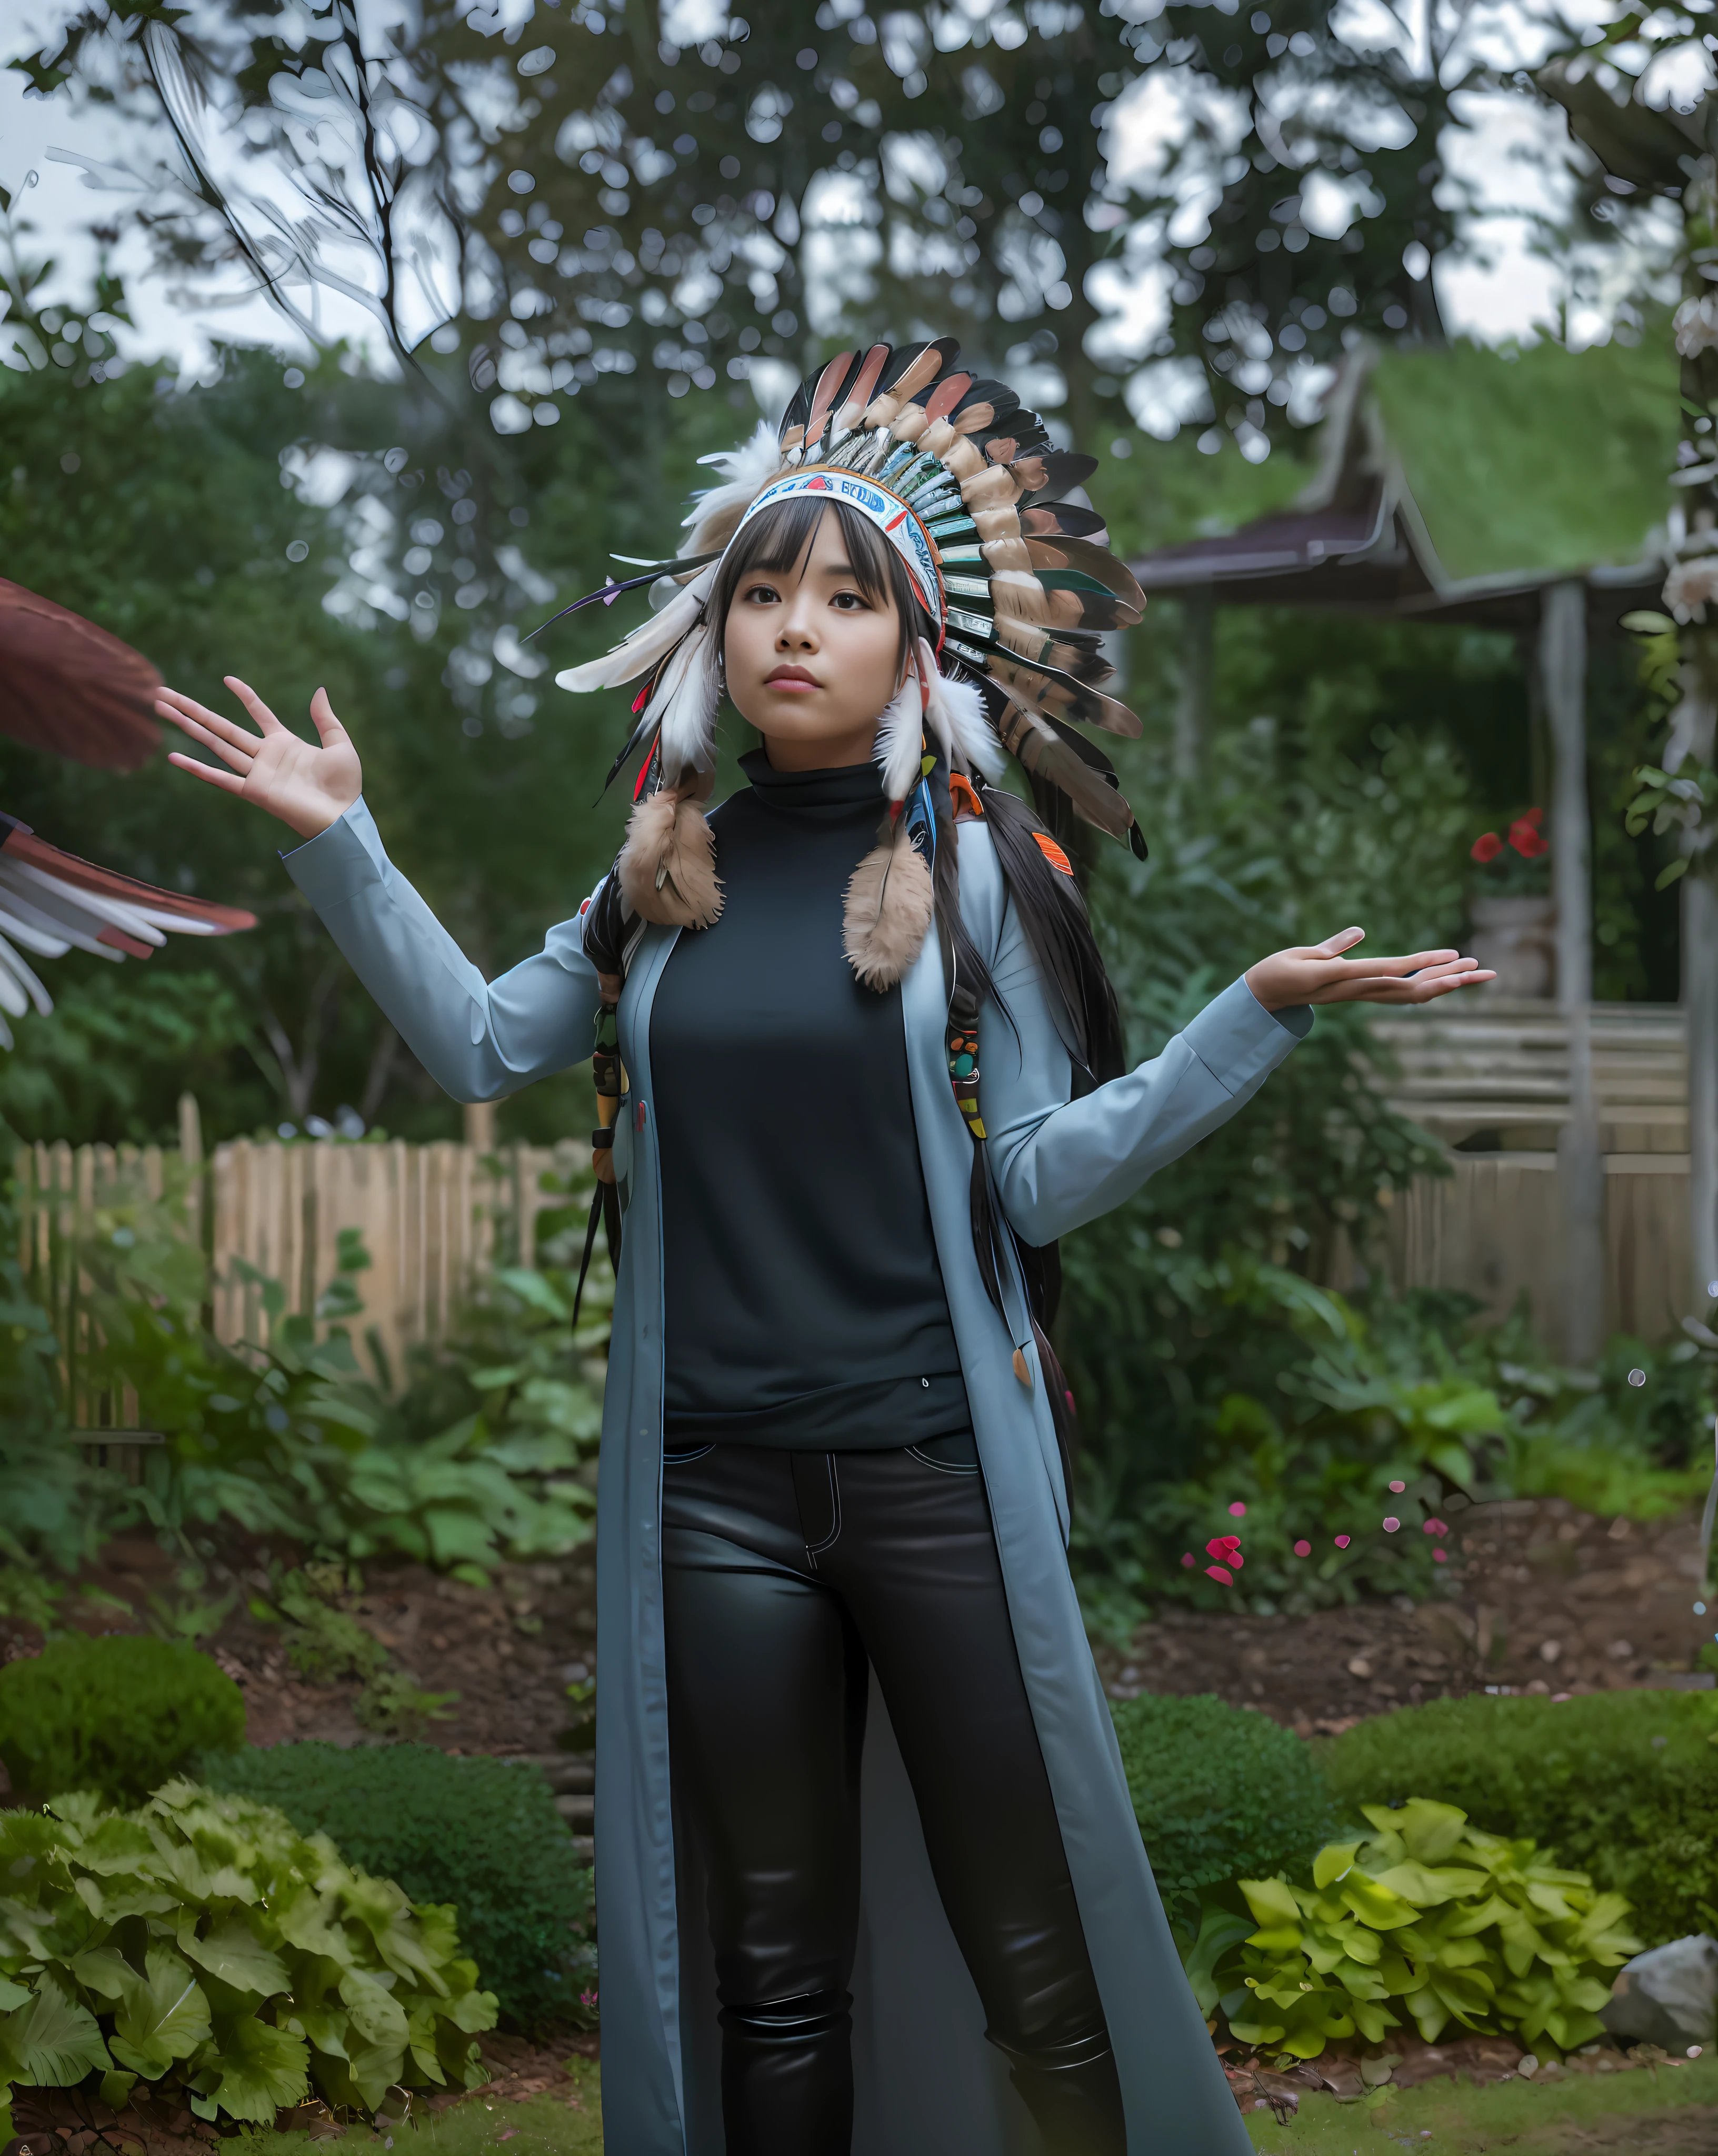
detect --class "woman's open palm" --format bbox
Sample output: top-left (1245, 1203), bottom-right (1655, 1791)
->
top-left (157, 678), bottom-right (362, 842)
top-left (1246, 927), bottom-right (1495, 1010)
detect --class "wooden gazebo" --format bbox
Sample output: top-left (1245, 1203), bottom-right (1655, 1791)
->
top-left (1128, 338), bottom-right (1683, 1353)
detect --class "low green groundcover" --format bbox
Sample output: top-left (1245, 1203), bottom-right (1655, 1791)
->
top-left (199, 1743), bottom-right (594, 2034)
top-left (1321, 1690), bottom-right (1718, 1944)
top-left (0, 1635), bottom-right (244, 1806)
top-left (1110, 1692), bottom-right (1335, 1935)
top-left (0, 1781), bottom-right (493, 2137)
top-left (1214, 1797), bottom-right (1640, 2059)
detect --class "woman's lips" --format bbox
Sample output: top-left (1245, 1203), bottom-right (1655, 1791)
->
top-left (764, 667), bottom-right (819, 692)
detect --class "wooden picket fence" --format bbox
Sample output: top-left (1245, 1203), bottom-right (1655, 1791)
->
top-left (13, 1106), bottom-right (588, 1430)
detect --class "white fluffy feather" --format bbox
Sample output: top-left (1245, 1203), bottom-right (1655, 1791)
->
top-left (917, 637), bottom-right (1005, 781)
top-left (554, 563), bottom-right (716, 695)
top-left (873, 668), bottom-right (925, 803)
top-left (651, 619), bottom-right (721, 781)
top-left (680, 420), bottom-right (785, 551)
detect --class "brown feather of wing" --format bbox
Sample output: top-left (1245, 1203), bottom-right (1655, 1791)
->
top-left (0, 580), bottom-right (162, 771)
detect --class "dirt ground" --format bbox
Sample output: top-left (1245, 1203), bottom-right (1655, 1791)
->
top-left (1092, 1493), bottom-right (1714, 1731)
top-left (2, 1490), bottom-right (1709, 1765)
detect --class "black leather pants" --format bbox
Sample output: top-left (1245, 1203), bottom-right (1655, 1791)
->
top-left (661, 1439), bottom-right (1126, 2156)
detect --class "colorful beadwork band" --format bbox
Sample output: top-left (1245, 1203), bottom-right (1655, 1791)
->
top-left (734, 468), bottom-right (943, 622)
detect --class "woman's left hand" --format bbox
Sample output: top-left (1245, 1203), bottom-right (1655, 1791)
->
top-left (1245, 927), bottom-right (1496, 1011)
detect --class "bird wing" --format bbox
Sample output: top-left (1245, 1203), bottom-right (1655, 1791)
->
top-left (0, 579), bottom-right (164, 771)
top-left (0, 814), bottom-right (256, 1047)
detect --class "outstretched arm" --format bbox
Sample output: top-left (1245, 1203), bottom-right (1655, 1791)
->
top-left (982, 915), bottom-right (1490, 1246)
top-left (158, 681), bottom-right (601, 1103)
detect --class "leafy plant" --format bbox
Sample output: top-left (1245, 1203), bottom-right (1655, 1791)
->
top-left (1110, 1693), bottom-right (1334, 1940)
top-left (1321, 1691), bottom-right (1718, 1948)
top-left (0, 1781), bottom-right (494, 2134)
top-left (0, 1636), bottom-right (244, 1807)
top-left (1216, 1799), bottom-right (1641, 2060)
top-left (197, 1744), bottom-right (593, 2035)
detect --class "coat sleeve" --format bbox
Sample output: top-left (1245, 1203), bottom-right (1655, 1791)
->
top-left (281, 797), bottom-right (603, 1105)
top-left (979, 886), bottom-right (1311, 1246)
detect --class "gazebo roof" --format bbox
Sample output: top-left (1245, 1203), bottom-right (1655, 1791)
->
top-left (1129, 338), bottom-right (1678, 631)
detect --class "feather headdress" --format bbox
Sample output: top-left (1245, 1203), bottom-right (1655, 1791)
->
top-left (545, 336), bottom-right (1148, 857)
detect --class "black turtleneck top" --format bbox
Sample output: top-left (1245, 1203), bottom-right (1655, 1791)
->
top-left (650, 748), bottom-right (971, 1449)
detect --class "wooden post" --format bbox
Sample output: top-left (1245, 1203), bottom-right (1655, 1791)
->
top-left (463, 1100), bottom-right (498, 1155)
top-left (1686, 865), bottom-right (1718, 1310)
top-left (1542, 578), bottom-right (1605, 1361)
top-left (1174, 588), bottom-right (1213, 782)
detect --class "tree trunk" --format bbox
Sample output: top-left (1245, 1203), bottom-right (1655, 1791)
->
top-left (1175, 591), bottom-right (1214, 784)
top-left (1542, 578), bottom-right (1605, 1362)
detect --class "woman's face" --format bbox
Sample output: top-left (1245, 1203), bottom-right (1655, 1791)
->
top-left (723, 507), bottom-right (904, 772)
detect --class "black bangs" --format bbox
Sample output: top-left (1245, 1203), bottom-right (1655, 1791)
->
top-left (708, 496), bottom-right (934, 677)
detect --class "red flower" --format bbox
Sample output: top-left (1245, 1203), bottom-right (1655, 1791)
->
top-left (1471, 832), bottom-right (1503, 863)
top-left (1205, 1534), bottom-right (1244, 1568)
top-left (1521, 806), bottom-right (1544, 829)
top-left (1508, 820), bottom-right (1549, 860)
top-left (1204, 1564), bottom-right (1235, 1585)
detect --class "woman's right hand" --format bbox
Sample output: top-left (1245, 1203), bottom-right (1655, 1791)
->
top-left (156, 677), bottom-right (363, 841)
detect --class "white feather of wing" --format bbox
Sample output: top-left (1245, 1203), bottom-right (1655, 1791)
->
top-left (650, 620), bottom-right (720, 777)
top-left (0, 860), bottom-right (167, 945)
top-left (0, 932), bottom-right (48, 1020)
top-left (0, 872), bottom-right (119, 961)
top-left (554, 563), bottom-right (717, 694)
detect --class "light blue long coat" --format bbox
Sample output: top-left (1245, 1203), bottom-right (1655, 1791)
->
top-left (285, 796), bottom-right (1307, 2155)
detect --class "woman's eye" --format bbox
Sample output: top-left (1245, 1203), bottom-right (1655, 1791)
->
top-left (832, 591), bottom-right (868, 611)
top-left (743, 583), bottom-right (780, 604)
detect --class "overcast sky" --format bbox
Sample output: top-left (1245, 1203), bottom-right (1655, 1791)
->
top-left (0, 0), bottom-right (1664, 394)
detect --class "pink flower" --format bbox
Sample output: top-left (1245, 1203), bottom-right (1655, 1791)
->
top-left (1206, 1535), bottom-right (1244, 1568)
top-left (1383, 1516), bottom-right (1401, 1532)
top-left (1389, 1480), bottom-right (1406, 1494)
top-left (1180, 1553), bottom-right (1196, 1569)
top-left (1293, 1539), bottom-right (1312, 1558)
top-left (1205, 1564), bottom-right (1235, 1585)
top-left (1471, 832), bottom-right (1503, 863)
top-left (1424, 1518), bottom-right (1449, 1537)
top-left (1228, 1501), bottom-right (1247, 1518)
top-left (1432, 1549), bottom-right (1449, 1563)
top-left (1334, 1534), bottom-right (1351, 1550)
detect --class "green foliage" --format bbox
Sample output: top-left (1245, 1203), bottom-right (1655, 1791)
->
top-left (1321, 1692), bottom-right (1718, 1950)
top-left (1071, 1260), bottom-right (1714, 1638)
top-left (0, 1781), bottom-right (493, 2127)
top-left (1109, 1694), bottom-right (1334, 1940)
top-left (198, 1744), bottom-right (594, 2036)
top-left (0, 1635), bottom-right (244, 1807)
top-left (30, 1167), bottom-right (605, 1583)
top-left (1217, 1799), bottom-right (1641, 2059)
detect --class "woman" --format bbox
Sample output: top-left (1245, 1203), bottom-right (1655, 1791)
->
top-left (158, 342), bottom-right (1491, 2156)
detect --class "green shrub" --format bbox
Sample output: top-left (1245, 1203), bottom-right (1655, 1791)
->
top-left (0, 1635), bottom-right (245, 1805)
top-left (1216, 1798), bottom-right (1640, 2059)
top-left (1321, 1692), bottom-right (1718, 1947)
top-left (198, 1743), bottom-right (594, 2033)
top-left (1110, 1693), bottom-right (1334, 1937)
top-left (0, 1781), bottom-right (493, 2134)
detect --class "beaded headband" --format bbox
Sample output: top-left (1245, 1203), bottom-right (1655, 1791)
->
top-left (734, 468), bottom-right (943, 623)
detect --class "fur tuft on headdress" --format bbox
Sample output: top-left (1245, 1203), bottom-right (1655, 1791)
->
top-left (842, 820), bottom-right (935, 990)
top-left (873, 666), bottom-right (926, 803)
top-left (681, 420), bottom-right (786, 557)
top-left (618, 787), bottom-right (723, 930)
top-left (555, 563), bottom-right (717, 695)
top-left (917, 637), bottom-right (1005, 782)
